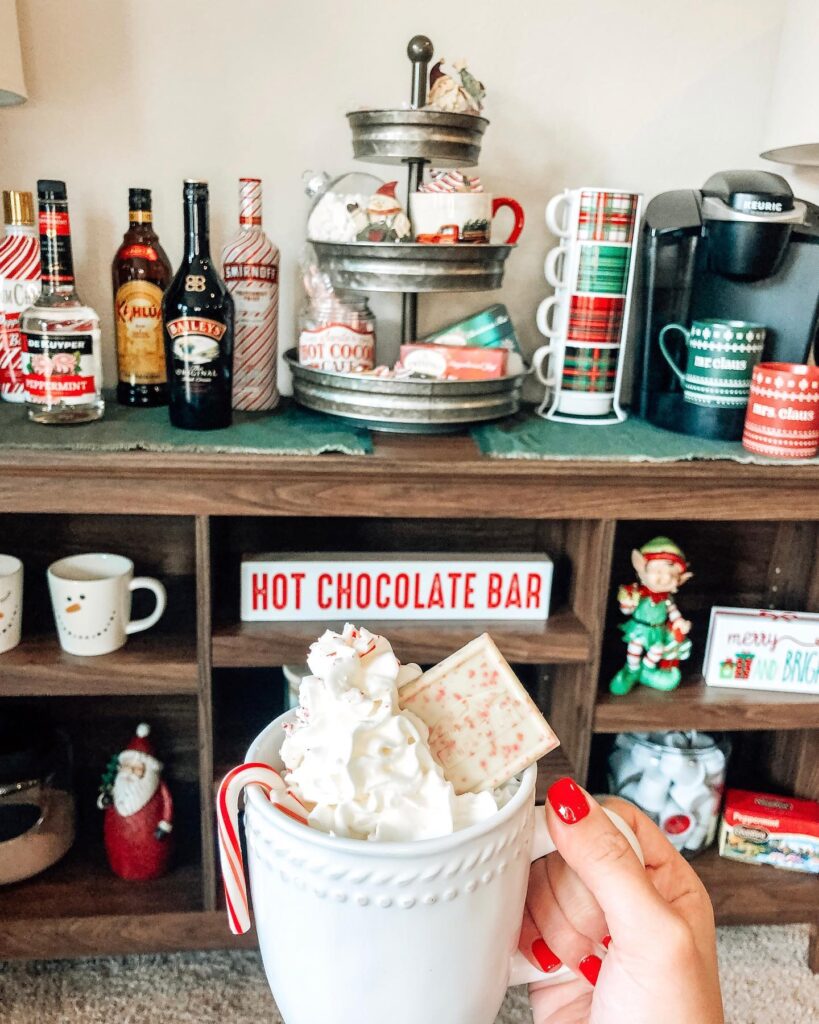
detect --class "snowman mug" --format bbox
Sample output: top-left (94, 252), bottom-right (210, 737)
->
top-left (47, 553), bottom-right (166, 656)
top-left (0, 554), bottom-right (23, 654)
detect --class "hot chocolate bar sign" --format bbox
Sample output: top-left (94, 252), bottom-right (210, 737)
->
top-left (241, 555), bottom-right (553, 622)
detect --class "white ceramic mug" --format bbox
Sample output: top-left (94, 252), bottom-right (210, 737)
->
top-left (242, 713), bottom-right (642, 1024)
top-left (47, 553), bottom-right (166, 656)
top-left (409, 192), bottom-right (525, 244)
top-left (0, 554), bottom-right (23, 654)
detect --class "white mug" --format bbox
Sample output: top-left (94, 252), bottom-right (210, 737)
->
top-left (409, 192), bottom-right (525, 244)
top-left (0, 554), bottom-right (23, 655)
top-left (47, 553), bottom-right (166, 656)
top-left (242, 713), bottom-right (642, 1024)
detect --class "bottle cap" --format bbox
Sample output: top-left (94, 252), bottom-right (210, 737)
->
top-left (2, 190), bottom-right (34, 226)
top-left (37, 179), bottom-right (67, 202)
top-left (183, 180), bottom-right (209, 200)
top-left (128, 187), bottom-right (152, 211)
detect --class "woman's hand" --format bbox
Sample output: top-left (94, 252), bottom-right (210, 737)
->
top-left (519, 779), bottom-right (723, 1024)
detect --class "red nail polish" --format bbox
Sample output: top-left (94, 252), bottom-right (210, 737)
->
top-left (579, 954), bottom-right (602, 986)
top-left (602, 934), bottom-right (612, 949)
top-left (547, 777), bottom-right (590, 825)
top-left (532, 938), bottom-right (562, 973)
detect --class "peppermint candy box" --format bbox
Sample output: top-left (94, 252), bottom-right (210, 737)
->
top-left (719, 789), bottom-right (819, 875)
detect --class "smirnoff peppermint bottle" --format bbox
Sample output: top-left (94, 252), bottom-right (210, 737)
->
top-left (221, 178), bottom-right (279, 411)
top-left (0, 191), bottom-right (41, 403)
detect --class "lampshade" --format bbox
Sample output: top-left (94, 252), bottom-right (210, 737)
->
top-left (761, 0), bottom-right (819, 165)
top-left (0, 0), bottom-right (26, 106)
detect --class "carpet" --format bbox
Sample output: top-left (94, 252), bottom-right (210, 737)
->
top-left (0, 926), bottom-right (816, 1022)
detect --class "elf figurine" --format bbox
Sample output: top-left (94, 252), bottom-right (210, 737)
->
top-left (97, 723), bottom-right (174, 881)
top-left (609, 537), bottom-right (693, 695)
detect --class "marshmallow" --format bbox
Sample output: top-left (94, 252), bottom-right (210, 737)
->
top-left (609, 748), bottom-right (640, 790)
top-left (658, 751), bottom-right (706, 787)
top-left (633, 767), bottom-right (670, 814)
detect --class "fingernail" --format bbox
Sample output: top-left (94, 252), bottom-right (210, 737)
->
top-left (579, 954), bottom-right (602, 986)
top-left (602, 934), bottom-right (612, 949)
top-left (547, 777), bottom-right (590, 825)
top-left (532, 938), bottom-right (562, 973)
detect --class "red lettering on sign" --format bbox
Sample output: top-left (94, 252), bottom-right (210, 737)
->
top-left (506, 574), bottom-right (522, 609)
top-left (428, 573), bottom-right (444, 608)
top-left (526, 573), bottom-right (542, 610)
top-left (464, 572), bottom-right (476, 609)
top-left (447, 572), bottom-right (462, 606)
top-left (317, 573), bottom-right (332, 610)
top-left (394, 573), bottom-right (409, 609)
top-left (337, 573), bottom-right (352, 610)
top-left (252, 573), bottom-right (267, 611)
top-left (375, 573), bottom-right (390, 609)
top-left (487, 572), bottom-right (502, 609)
top-left (291, 572), bottom-right (305, 611)
top-left (271, 573), bottom-right (287, 610)
top-left (356, 573), bottom-right (372, 608)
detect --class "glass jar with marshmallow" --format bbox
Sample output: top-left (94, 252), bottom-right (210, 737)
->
top-left (607, 731), bottom-right (731, 859)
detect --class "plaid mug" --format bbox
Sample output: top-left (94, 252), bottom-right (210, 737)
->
top-left (546, 188), bottom-right (640, 244)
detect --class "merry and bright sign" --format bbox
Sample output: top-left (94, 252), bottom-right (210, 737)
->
top-left (703, 607), bottom-right (819, 695)
top-left (241, 554), bottom-right (553, 622)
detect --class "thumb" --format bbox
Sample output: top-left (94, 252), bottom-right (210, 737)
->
top-left (544, 778), bottom-right (676, 945)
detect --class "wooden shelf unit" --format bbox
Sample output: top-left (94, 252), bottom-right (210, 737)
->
top-left (0, 437), bottom-right (816, 967)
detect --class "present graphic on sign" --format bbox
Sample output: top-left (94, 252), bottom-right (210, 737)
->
top-left (734, 651), bottom-right (755, 679)
top-left (720, 657), bottom-right (736, 680)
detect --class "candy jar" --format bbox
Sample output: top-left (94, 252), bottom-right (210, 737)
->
top-left (608, 731), bottom-right (731, 859)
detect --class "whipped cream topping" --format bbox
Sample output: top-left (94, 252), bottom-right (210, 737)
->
top-left (280, 624), bottom-right (507, 841)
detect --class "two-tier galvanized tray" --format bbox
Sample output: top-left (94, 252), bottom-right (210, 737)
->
top-left (309, 240), bottom-right (515, 293)
top-left (286, 350), bottom-right (524, 433)
top-left (347, 109), bottom-right (487, 167)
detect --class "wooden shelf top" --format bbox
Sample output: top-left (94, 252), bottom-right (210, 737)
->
top-left (0, 843), bottom-right (202, 922)
top-left (694, 846), bottom-right (819, 926)
top-left (593, 676), bottom-right (819, 733)
top-left (0, 633), bottom-right (199, 696)
top-left (1, 429), bottom-right (817, 519)
top-left (212, 609), bottom-right (592, 667)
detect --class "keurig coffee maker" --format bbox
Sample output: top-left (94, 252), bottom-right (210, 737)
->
top-left (637, 170), bottom-right (819, 439)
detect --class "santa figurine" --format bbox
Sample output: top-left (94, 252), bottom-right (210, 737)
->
top-left (355, 182), bottom-right (411, 242)
top-left (97, 723), bottom-right (174, 881)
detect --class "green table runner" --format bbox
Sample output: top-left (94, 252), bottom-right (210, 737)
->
top-left (0, 397), bottom-right (372, 456)
top-left (473, 408), bottom-right (819, 464)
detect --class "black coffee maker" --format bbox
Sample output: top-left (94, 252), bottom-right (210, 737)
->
top-left (637, 170), bottom-right (819, 439)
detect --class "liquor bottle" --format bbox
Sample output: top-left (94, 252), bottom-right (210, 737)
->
top-left (112, 188), bottom-right (172, 407)
top-left (163, 180), bottom-right (233, 430)
top-left (20, 180), bottom-right (104, 424)
top-left (0, 190), bottom-right (41, 403)
top-left (221, 178), bottom-right (279, 411)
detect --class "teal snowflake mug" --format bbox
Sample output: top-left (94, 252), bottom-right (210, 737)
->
top-left (658, 319), bottom-right (766, 408)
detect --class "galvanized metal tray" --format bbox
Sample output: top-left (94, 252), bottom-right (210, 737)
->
top-left (310, 240), bottom-right (515, 293)
top-left (347, 109), bottom-right (488, 167)
top-left (285, 350), bottom-right (524, 433)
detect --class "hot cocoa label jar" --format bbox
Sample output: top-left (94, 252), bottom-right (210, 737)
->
top-left (298, 298), bottom-right (376, 373)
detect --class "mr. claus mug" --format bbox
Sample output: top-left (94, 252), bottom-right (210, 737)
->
top-left (47, 553), bottom-right (166, 656)
top-left (239, 713), bottom-right (642, 1024)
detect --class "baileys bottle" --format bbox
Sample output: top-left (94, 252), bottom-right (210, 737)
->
top-left (163, 180), bottom-right (234, 430)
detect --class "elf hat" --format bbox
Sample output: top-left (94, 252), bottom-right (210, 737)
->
top-left (640, 536), bottom-right (689, 571)
top-left (119, 723), bottom-right (162, 772)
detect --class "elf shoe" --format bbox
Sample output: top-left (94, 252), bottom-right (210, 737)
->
top-left (639, 664), bottom-right (681, 691)
top-left (609, 665), bottom-right (640, 696)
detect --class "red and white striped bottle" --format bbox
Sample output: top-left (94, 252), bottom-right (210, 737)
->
top-left (221, 178), bottom-right (279, 411)
top-left (0, 190), bottom-right (41, 403)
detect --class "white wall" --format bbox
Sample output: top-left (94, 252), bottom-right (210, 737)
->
top-left (0, 0), bottom-right (789, 390)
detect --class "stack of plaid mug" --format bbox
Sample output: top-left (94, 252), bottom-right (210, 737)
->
top-left (534, 187), bottom-right (642, 423)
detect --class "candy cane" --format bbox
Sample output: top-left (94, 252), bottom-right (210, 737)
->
top-left (216, 762), bottom-right (309, 935)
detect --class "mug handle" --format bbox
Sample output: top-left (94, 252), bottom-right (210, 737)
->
top-left (544, 246), bottom-right (568, 289)
top-left (545, 191), bottom-right (571, 237)
top-left (531, 344), bottom-right (555, 388)
top-left (658, 323), bottom-right (689, 384)
top-left (126, 577), bottom-right (167, 635)
top-left (536, 296), bottom-right (563, 339)
top-left (492, 197), bottom-right (525, 244)
top-left (507, 807), bottom-right (643, 987)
